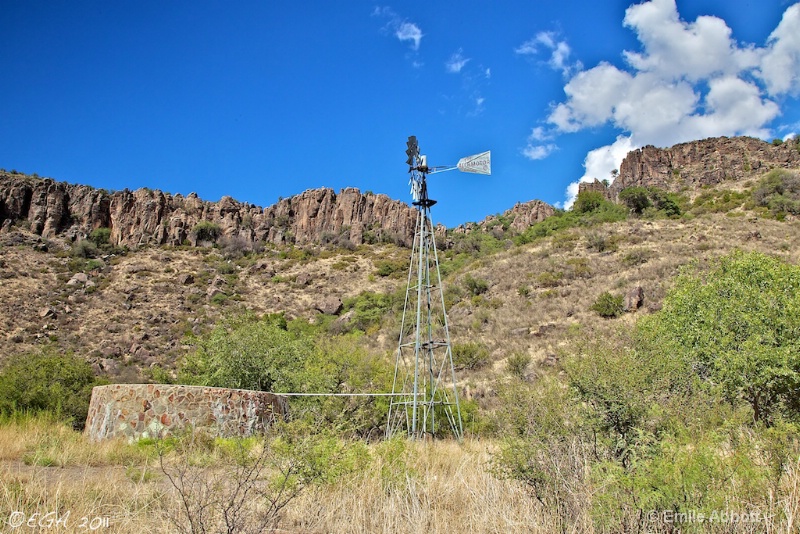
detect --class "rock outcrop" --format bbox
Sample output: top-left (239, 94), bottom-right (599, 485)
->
top-left (504, 200), bottom-right (557, 233)
top-left (610, 136), bottom-right (800, 199)
top-left (0, 171), bottom-right (560, 248)
top-left (0, 172), bottom-right (418, 248)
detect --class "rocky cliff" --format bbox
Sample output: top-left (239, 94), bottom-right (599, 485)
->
top-left (609, 136), bottom-right (800, 198)
top-left (0, 171), bottom-right (561, 248)
top-left (0, 172), bottom-right (419, 248)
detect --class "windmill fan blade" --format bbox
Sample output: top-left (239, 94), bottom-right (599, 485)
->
top-left (457, 151), bottom-right (491, 175)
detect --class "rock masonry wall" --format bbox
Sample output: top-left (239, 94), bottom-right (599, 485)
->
top-left (84, 384), bottom-right (288, 442)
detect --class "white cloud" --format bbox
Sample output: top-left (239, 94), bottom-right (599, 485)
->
top-left (521, 127), bottom-right (558, 160)
top-left (396, 22), bottom-right (423, 50)
top-left (547, 63), bottom-right (633, 131)
top-left (516, 31), bottom-right (582, 77)
top-left (446, 49), bottom-right (470, 73)
top-left (563, 136), bottom-right (636, 209)
top-left (759, 3), bottom-right (800, 95)
top-left (622, 0), bottom-right (759, 81)
top-left (522, 144), bottom-right (557, 160)
top-left (523, 0), bottom-right (800, 208)
top-left (373, 7), bottom-right (423, 51)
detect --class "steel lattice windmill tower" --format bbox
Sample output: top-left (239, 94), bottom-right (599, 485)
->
top-left (386, 136), bottom-right (490, 440)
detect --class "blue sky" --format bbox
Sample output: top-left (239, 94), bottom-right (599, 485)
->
top-left (1, 1), bottom-right (799, 227)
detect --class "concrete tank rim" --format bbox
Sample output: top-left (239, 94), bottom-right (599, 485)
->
top-left (89, 384), bottom-right (287, 397)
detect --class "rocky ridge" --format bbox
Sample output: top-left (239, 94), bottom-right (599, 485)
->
top-left (0, 172), bottom-right (561, 249)
top-left (609, 136), bottom-right (800, 198)
top-left (0, 172), bottom-right (421, 249)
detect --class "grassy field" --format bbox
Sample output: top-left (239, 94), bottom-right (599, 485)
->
top-left (0, 416), bottom-right (797, 533)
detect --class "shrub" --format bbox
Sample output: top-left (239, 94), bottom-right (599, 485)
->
top-left (192, 221), bottom-right (222, 242)
top-left (218, 235), bottom-right (253, 259)
top-left (0, 348), bottom-right (103, 429)
top-left (71, 239), bottom-right (98, 259)
top-left (591, 292), bottom-right (623, 318)
top-left (585, 231), bottom-right (618, 253)
top-left (342, 291), bottom-right (395, 333)
top-left (452, 342), bottom-right (490, 370)
top-left (572, 191), bottom-right (606, 214)
top-left (375, 259), bottom-right (407, 278)
top-left (506, 352), bottom-right (532, 379)
top-left (181, 313), bottom-right (314, 392)
top-left (637, 250), bottom-right (800, 424)
top-left (752, 169), bottom-right (800, 216)
top-left (89, 227), bottom-right (111, 247)
top-left (535, 271), bottom-right (563, 288)
top-left (463, 274), bottom-right (489, 296)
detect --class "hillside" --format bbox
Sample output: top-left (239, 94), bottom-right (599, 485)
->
top-left (1, 135), bottom-right (799, 389)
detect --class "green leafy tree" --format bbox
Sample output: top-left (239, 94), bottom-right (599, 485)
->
top-left (192, 220), bottom-right (222, 242)
top-left (180, 313), bottom-right (393, 436)
top-left (180, 313), bottom-right (313, 392)
top-left (618, 187), bottom-right (651, 214)
top-left (572, 190), bottom-right (606, 214)
top-left (638, 251), bottom-right (800, 424)
top-left (0, 348), bottom-right (103, 429)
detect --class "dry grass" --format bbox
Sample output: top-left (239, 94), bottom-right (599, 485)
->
top-left (1, 419), bottom-right (798, 533)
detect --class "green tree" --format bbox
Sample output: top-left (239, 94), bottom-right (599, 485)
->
top-left (180, 313), bottom-right (313, 392)
top-left (572, 190), bottom-right (606, 214)
top-left (180, 313), bottom-right (394, 436)
top-left (0, 348), bottom-right (103, 429)
top-left (638, 251), bottom-right (800, 424)
top-left (618, 187), bottom-right (651, 214)
top-left (192, 220), bottom-right (222, 242)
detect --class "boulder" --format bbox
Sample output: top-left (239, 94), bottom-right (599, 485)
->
top-left (315, 296), bottom-right (343, 315)
top-left (624, 286), bottom-right (645, 312)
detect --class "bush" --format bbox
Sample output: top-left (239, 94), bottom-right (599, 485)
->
top-left (572, 191), bottom-right (606, 214)
top-left (375, 259), bottom-right (407, 278)
top-left (89, 227), bottom-right (112, 247)
top-left (192, 221), bottom-right (222, 242)
top-left (506, 352), bottom-right (531, 379)
top-left (0, 348), bottom-right (103, 429)
top-left (752, 169), bottom-right (800, 216)
top-left (181, 313), bottom-right (312, 392)
top-left (591, 292), bottom-right (623, 318)
top-left (71, 239), bottom-right (98, 259)
top-left (463, 274), bottom-right (489, 296)
top-left (342, 291), bottom-right (395, 333)
top-left (452, 342), bottom-right (490, 370)
top-left (618, 187), bottom-right (651, 214)
top-left (585, 231), bottom-right (618, 253)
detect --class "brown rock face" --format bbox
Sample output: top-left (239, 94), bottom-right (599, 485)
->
top-left (578, 179), bottom-right (611, 200)
top-left (611, 136), bottom-right (800, 199)
top-left (505, 200), bottom-right (557, 233)
top-left (0, 172), bottom-right (418, 249)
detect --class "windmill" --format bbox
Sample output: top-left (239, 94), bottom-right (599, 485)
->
top-left (386, 136), bottom-right (491, 440)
